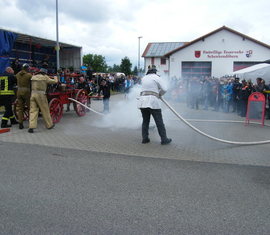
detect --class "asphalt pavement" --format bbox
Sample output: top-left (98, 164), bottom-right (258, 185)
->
top-left (0, 94), bottom-right (270, 234)
top-left (0, 141), bottom-right (270, 234)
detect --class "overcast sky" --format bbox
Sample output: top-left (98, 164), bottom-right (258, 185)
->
top-left (1, 0), bottom-right (270, 67)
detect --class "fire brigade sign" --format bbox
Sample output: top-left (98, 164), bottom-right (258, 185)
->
top-left (194, 50), bottom-right (253, 58)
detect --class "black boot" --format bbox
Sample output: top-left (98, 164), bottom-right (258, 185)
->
top-left (161, 138), bottom-right (172, 145)
top-left (142, 138), bottom-right (150, 144)
top-left (47, 124), bottom-right (55, 129)
top-left (10, 118), bottom-right (18, 125)
top-left (1, 119), bottom-right (11, 128)
top-left (19, 123), bottom-right (24, 129)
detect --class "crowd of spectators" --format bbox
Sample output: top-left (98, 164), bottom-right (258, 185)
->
top-left (10, 59), bottom-right (140, 97)
top-left (53, 67), bottom-right (140, 97)
top-left (168, 76), bottom-right (270, 119)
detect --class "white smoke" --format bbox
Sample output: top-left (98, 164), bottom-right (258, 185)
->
top-left (92, 85), bottom-right (142, 130)
top-left (91, 76), bottom-right (177, 131)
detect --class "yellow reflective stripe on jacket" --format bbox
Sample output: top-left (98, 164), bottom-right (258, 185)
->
top-left (0, 76), bottom-right (15, 95)
top-left (2, 117), bottom-right (9, 121)
top-left (0, 76), bottom-right (8, 89)
top-left (0, 90), bottom-right (15, 95)
top-left (0, 76), bottom-right (8, 92)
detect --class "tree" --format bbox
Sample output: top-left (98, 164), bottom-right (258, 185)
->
top-left (120, 57), bottom-right (132, 75)
top-left (83, 54), bottom-right (107, 73)
top-left (133, 66), bottom-right (138, 75)
top-left (107, 64), bottom-right (121, 73)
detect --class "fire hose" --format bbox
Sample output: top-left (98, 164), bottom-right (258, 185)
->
top-left (69, 97), bottom-right (270, 145)
top-left (161, 97), bottom-right (270, 145)
top-left (68, 98), bottom-right (105, 116)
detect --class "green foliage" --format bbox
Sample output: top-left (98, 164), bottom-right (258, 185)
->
top-left (120, 57), bottom-right (132, 75)
top-left (83, 54), bottom-right (138, 75)
top-left (107, 64), bottom-right (121, 73)
top-left (83, 54), bottom-right (108, 73)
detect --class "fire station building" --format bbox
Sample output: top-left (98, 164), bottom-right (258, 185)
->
top-left (142, 26), bottom-right (270, 78)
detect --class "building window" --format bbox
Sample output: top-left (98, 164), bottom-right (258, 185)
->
top-left (160, 58), bottom-right (166, 65)
top-left (151, 57), bottom-right (155, 65)
top-left (182, 62), bottom-right (211, 78)
top-left (233, 62), bottom-right (259, 72)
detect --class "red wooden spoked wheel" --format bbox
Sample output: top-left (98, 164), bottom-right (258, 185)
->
top-left (13, 99), bottom-right (29, 121)
top-left (73, 89), bottom-right (88, 116)
top-left (49, 98), bottom-right (63, 123)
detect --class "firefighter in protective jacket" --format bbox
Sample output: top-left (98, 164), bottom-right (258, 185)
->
top-left (16, 63), bottom-right (32, 129)
top-left (137, 65), bottom-right (172, 145)
top-left (28, 67), bottom-right (58, 133)
top-left (0, 67), bottom-right (18, 128)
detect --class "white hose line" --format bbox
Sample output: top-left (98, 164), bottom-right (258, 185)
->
top-left (68, 98), bottom-right (105, 116)
top-left (185, 119), bottom-right (270, 127)
top-left (161, 97), bottom-right (270, 145)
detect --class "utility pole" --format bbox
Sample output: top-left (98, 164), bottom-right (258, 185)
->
top-left (56, 0), bottom-right (60, 70)
top-left (138, 36), bottom-right (142, 76)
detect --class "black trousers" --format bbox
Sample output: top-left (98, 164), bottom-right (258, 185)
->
top-left (239, 99), bottom-right (248, 117)
top-left (140, 108), bottom-right (167, 141)
top-left (0, 95), bottom-right (14, 121)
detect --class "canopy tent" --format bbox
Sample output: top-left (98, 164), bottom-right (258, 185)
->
top-left (232, 63), bottom-right (270, 84)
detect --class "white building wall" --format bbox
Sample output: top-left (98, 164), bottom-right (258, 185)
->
top-left (144, 57), bottom-right (152, 71)
top-left (169, 30), bottom-right (270, 78)
top-left (144, 57), bottom-right (170, 77)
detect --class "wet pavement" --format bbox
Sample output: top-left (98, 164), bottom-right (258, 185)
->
top-left (1, 94), bottom-right (270, 167)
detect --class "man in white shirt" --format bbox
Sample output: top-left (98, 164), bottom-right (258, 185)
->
top-left (137, 65), bottom-right (172, 145)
